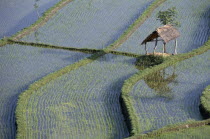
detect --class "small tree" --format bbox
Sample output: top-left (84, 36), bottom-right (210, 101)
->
top-left (156, 7), bottom-right (180, 27)
top-left (156, 7), bottom-right (180, 54)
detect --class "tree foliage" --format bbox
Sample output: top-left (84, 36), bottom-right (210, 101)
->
top-left (157, 7), bottom-right (180, 27)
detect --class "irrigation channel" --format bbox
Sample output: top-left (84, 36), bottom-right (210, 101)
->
top-left (117, 0), bottom-right (210, 54)
top-left (130, 50), bottom-right (210, 134)
top-left (0, 0), bottom-right (61, 39)
top-left (0, 0), bottom-right (156, 138)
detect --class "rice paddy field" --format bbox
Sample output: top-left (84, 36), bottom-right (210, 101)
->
top-left (117, 0), bottom-right (210, 54)
top-left (0, 0), bottom-right (210, 138)
top-left (130, 50), bottom-right (210, 134)
top-left (20, 54), bottom-right (139, 138)
top-left (131, 125), bottom-right (210, 139)
top-left (21, 0), bottom-right (154, 49)
top-left (0, 44), bottom-right (90, 138)
top-left (0, 0), bottom-right (61, 39)
top-left (151, 125), bottom-right (210, 139)
top-left (0, 0), bottom-right (156, 138)
top-left (200, 85), bottom-right (210, 118)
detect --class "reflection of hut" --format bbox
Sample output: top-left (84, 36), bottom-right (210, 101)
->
top-left (141, 25), bottom-right (180, 55)
top-left (144, 67), bottom-right (178, 98)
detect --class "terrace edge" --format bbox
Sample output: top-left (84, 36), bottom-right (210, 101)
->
top-left (8, 39), bottom-right (142, 57)
top-left (120, 38), bottom-right (210, 136)
top-left (15, 0), bottom-right (167, 138)
top-left (0, 0), bottom-right (74, 47)
top-left (11, 0), bottom-right (74, 41)
top-left (200, 85), bottom-right (210, 119)
top-left (129, 119), bottom-right (210, 139)
top-left (0, 38), bottom-right (8, 47)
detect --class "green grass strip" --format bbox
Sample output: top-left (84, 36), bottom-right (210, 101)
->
top-left (0, 38), bottom-right (8, 47)
top-left (15, 52), bottom-right (104, 139)
top-left (200, 85), bottom-right (210, 118)
top-left (121, 38), bottom-right (210, 136)
top-left (7, 39), bottom-right (101, 54)
top-left (0, 0), bottom-right (73, 48)
top-left (11, 0), bottom-right (74, 41)
top-left (129, 119), bottom-right (210, 139)
top-left (8, 39), bottom-right (141, 57)
top-left (15, 0), bottom-right (167, 138)
top-left (104, 0), bottom-right (167, 51)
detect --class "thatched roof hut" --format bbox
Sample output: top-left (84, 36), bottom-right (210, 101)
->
top-left (141, 25), bottom-right (180, 44)
top-left (141, 25), bottom-right (180, 55)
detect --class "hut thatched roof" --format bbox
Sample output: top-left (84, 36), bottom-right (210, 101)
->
top-left (141, 25), bottom-right (180, 45)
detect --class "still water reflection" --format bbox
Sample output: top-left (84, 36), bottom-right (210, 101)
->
top-left (143, 67), bottom-right (178, 99)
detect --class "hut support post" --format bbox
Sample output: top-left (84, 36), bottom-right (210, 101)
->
top-left (163, 42), bottom-right (166, 53)
top-left (145, 43), bottom-right (148, 55)
top-left (153, 38), bottom-right (158, 54)
top-left (174, 39), bottom-right (177, 55)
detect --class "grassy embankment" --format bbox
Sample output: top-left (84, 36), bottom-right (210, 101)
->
top-left (15, 0), bottom-right (167, 138)
top-left (7, 39), bottom-right (140, 57)
top-left (200, 85), bottom-right (210, 119)
top-left (121, 38), bottom-right (210, 136)
top-left (129, 85), bottom-right (210, 139)
top-left (130, 119), bottom-right (210, 139)
top-left (0, 0), bottom-right (73, 47)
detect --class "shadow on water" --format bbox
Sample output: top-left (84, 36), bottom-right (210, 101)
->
top-left (143, 68), bottom-right (178, 99)
top-left (12, 75), bottom-right (48, 138)
top-left (184, 79), bottom-right (210, 120)
top-left (135, 55), bottom-right (178, 99)
top-left (103, 73), bottom-right (135, 138)
top-left (2, 0), bottom-right (60, 39)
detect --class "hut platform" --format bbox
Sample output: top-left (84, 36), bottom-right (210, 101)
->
top-left (146, 52), bottom-right (171, 57)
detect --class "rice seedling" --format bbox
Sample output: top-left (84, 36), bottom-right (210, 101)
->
top-left (151, 125), bottom-right (210, 139)
top-left (17, 54), bottom-right (139, 138)
top-left (0, 0), bottom-right (61, 39)
top-left (117, 0), bottom-right (210, 54)
top-left (13, 0), bottom-right (210, 138)
top-left (0, 38), bottom-right (8, 47)
top-left (10, 0), bottom-right (74, 41)
top-left (121, 37), bottom-right (210, 135)
top-left (15, 1), bottom-right (168, 138)
top-left (3, 0), bottom-right (164, 137)
top-left (0, 44), bottom-right (90, 138)
top-left (7, 39), bottom-right (142, 57)
top-left (130, 119), bottom-right (210, 139)
top-left (129, 50), bottom-right (210, 134)
top-left (20, 0), bottom-right (155, 49)
top-left (200, 85), bottom-right (210, 119)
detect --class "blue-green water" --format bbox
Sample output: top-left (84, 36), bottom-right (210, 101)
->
top-left (21, 0), bottom-right (154, 49)
top-left (131, 50), bottom-right (210, 133)
top-left (0, 0), bottom-right (61, 39)
top-left (24, 54), bottom-right (139, 138)
top-left (117, 0), bottom-right (210, 54)
top-left (0, 1), bottom-right (154, 138)
top-left (0, 44), bottom-right (90, 138)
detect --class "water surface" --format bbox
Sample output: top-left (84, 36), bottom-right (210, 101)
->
top-left (0, 0), bottom-right (61, 39)
top-left (131, 50), bottom-right (210, 133)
